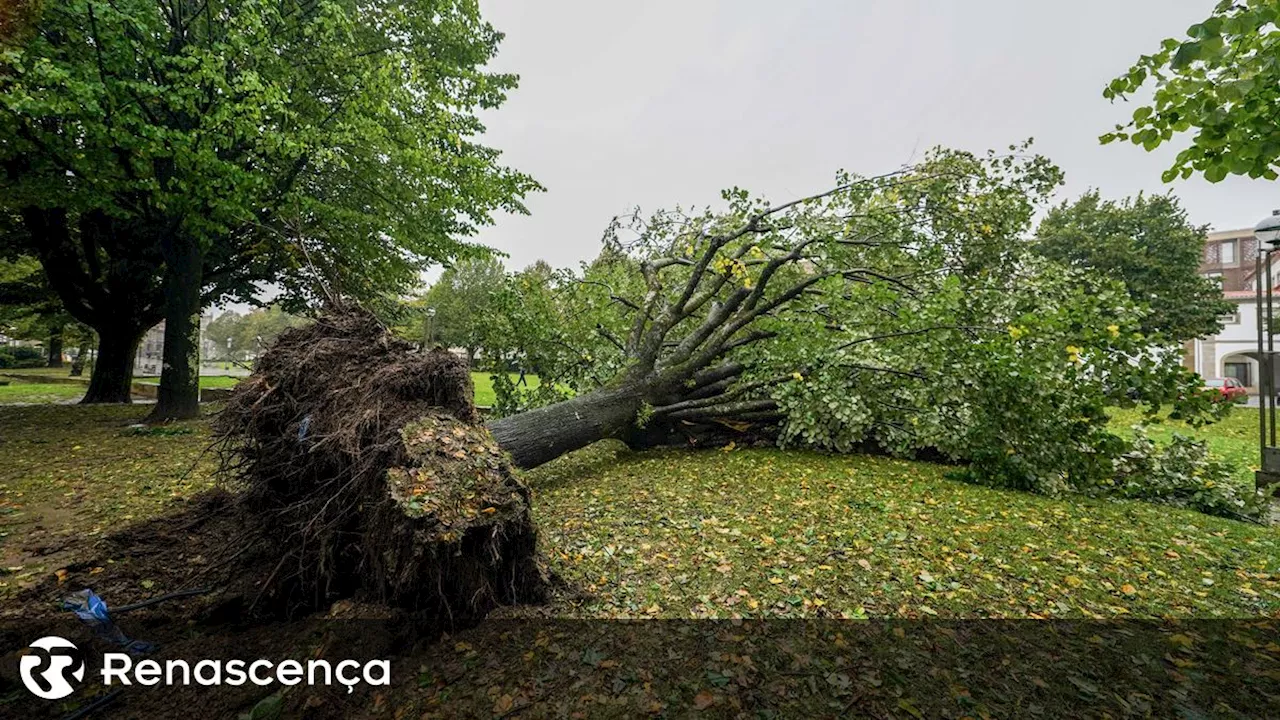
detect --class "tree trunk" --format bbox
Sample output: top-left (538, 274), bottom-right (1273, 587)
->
top-left (149, 235), bottom-right (204, 422)
top-left (46, 325), bottom-right (64, 367)
top-left (69, 335), bottom-right (90, 377)
top-left (82, 327), bottom-right (143, 403)
top-left (487, 385), bottom-right (644, 469)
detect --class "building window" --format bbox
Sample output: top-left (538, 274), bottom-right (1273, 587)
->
top-left (1221, 239), bottom-right (1238, 265)
top-left (1220, 310), bottom-right (1240, 325)
top-left (1205, 271), bottom-right (1223, 287)
top-left (1225, 361), bottom-right (1252, 387)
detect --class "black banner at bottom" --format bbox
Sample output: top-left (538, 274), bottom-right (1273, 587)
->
top-left (1, 618), bottom-right (1277, 718)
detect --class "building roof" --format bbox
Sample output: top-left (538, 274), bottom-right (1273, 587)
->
top-left (1207, 227), bottom-right (1255, 241)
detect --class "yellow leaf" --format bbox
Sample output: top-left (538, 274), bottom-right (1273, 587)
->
top-left (1121, 584), bottom-right (1137, 596)
top-left (769, 577), bottom-right (784, 585)
top-left (692, 690), bottom-right (716, 710)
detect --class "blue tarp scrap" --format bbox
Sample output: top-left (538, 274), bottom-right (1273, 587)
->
top-left (62, 589), bottom-right (155, 655)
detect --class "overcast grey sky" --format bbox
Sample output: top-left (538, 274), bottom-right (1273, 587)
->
top-left (470, 0), bottom-right (1280, 273)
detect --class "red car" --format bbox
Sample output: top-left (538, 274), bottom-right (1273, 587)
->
top-left (1205, 377), bottom-right (1248, 403)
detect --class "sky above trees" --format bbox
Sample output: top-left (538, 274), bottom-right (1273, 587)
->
top-left (474, 0), bottom-right (1276, 272)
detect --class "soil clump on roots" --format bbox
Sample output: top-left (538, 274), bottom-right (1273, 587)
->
top-left (212, 306), bottom-right (549, 619)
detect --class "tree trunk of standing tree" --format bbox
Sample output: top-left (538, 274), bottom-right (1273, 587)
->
top-left (69, 335), bottom-right (90, 377)
top-left (82, 326), bottom-right (143, 403)
top-left (148, 234), bottom-right (203, 422)
top-left (45, 325), bottom-right (63, 367)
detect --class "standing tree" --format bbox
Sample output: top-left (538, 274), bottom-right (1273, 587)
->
top-left (0, 0), bottom-right (538, 418)
top-left (0, 209), bottom-right (164, 401)
top-left (204, 306), bottom-right (307, 365)
top-left (0, 255), bottom-right (91, 368)
top-left (1102, 0), bottom-right (1280, 182)
top-left (421, 256), bottom-right (509, 364)
top-left (204, 311), bottom-right (247, 364)
top-left (1034, 191), bottom-right (1231, 342)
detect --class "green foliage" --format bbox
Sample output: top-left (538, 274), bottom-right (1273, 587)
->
top-left (204, 306), bottom-right (308, 362)
top-left (1034, 191), bottom-right (1230, 342)
top-left (1101, 0), bottom-right (1280, 182)
top-left (419, 256), bottom-right (510, 359)
top-left (0, 0), bottom-right (539, 315)
top-left (512, 144), bottom-right (1232, 516)
top-left (0, 256), bottom-right (89, 350)
top-left (4, 403), bottom-right (1277, 615)
top-left (489, 370), bottom-right (569, 417)
top-left (0, 345), bottom-right (44, 368)
top-left (1112, 427), bottom-right (1267, 521)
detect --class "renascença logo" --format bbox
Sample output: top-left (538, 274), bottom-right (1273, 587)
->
top-left (19, 636), bottom-right (86, 700)
top-left (19, 635), bottom-right (391, 699)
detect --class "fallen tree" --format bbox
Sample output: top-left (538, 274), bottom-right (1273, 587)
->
top-left (489, 146), bottom-right (1074, 469)
top-left (212, 146), bottom-right (1253, 618)
top-left (215, 309), bottom-right (547, 617)
top-left (484, 146), bottom-right (1257, 517)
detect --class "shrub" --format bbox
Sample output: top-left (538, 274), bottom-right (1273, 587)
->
top-left (0, 346), bottom-right (45, 368)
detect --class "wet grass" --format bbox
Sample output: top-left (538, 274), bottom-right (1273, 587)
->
top-left (1, 404), bottom-right (1276, 618)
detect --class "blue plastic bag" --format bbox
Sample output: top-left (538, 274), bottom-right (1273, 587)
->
top-left (62, 589), bottom-right (155, 654)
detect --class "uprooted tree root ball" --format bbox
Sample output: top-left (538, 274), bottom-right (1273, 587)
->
top-left (213, 306), bottom-right (548, 619)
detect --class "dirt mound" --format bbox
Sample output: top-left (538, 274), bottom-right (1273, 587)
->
top-left (213, 306), bottom-right (547, 618)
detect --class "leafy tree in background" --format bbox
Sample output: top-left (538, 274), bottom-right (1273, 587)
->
top-left (205, 306), bottom-right (308, 364)
top-left (0, 0), bottom-right (538, 419)
top-left (1102, 0), bottom-right (1280, 182)
top-left (0, 255), bottom-right (91, 368)
top-left (1034, 191), bottom-right (1231, 342)
top-left (421, 256), bottom-right (509, 363)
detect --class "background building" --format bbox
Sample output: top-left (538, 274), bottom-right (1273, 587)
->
top-left (1184, 226), bottom-right (1278, 394)
top-left (133, 315), bottom-right (212, 376)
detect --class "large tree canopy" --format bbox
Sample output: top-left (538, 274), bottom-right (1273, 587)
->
top-left (1034, 191), bottom-right (1230, 342)
top-left (0, 0), bottom-right (538, 414)
top-left (485, 146), bottom-right (1258, 518)
top-left (1102, 0), bottom-right (1280, 182)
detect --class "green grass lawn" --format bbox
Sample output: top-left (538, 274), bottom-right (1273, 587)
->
top-left (471, 372), bottom-right (540, 407)
top-left (525, 442), bottom-right (1278, 619)
top-left (134, 375), bottom-right (244, 389)
top-left (134, 370), bottom-right (539, 401)
top-left (4, 367), bottom-right (536, 405)
top-left (1, 403), bottom-right (1275, 616)
top-left (0, 382), bottom-right (86, 404)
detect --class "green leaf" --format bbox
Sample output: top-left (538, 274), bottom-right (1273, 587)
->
top-left (1170, 41), bottom-right (1202, 69)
